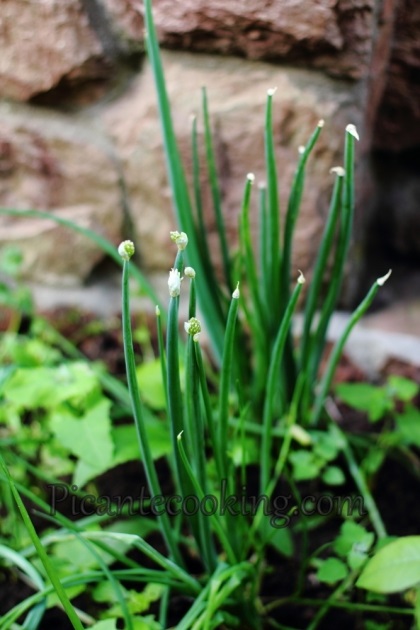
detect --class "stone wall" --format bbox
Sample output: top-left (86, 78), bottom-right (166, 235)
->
top-left (0, 0), bottom-right (419, 300)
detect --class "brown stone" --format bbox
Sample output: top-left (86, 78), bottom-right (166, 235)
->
top-left (373, 0), bottom-right (420, 150)
top-left (101, 50), bottom-right (364, 280)
top-left (99, 0), bottom-right (375, 79)
top-left (0, 103), bottom-right (122, 284)
top-left (0, 0), bottom-right (107, 101)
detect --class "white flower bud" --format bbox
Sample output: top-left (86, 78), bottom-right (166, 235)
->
top-left (346, 124), bottom-right (360, 141)
top-left (377, 269), bottom-right (392, 286)
top-left (170, 231), bottom-right (188, 250)
top-left (267, 87), bottom-right (277, 96)
top-left (118, 240), bottom-right (135, 261)
top-left (318, 119), bottom-right (325, 128)
top-left (297, 270), bottom-right (305, 284)
top-left (168, 268), bottom-right (182, 297)
top-left (184, 317), bottom-right (202, 336)
top-left (232, 283), bottom-right (240, 299)
top-left (330, 166), bottom-right (345, 177)
top-left (184, 266), bottom-right (196, 278)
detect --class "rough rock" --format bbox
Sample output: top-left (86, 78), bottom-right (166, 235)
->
top-left (101, 50), bottom-right (363, 277)
top-left (0, 0), bottom-right (107, 101)
top-left (373, 0), bottom-right (420, 151)
top-left (99, 0), bottom-right (375, 80)
top-left (0, 103), bottom-right (122, 285)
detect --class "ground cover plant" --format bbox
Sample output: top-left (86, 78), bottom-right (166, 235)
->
top-left (1, 0), bottom-right (420, 628)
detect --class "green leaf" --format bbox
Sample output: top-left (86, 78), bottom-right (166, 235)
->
top-left (395, 406), bottom-right (420, 447)
top-left (312, 430), bottom-right (341, 462)
top-left (317, 557), bottom-right (348, 585)
top-left (50, 399), bottom-right (114, 485)
top-left (3, 362), bottom-right (100, 411)
top-left (89, 621), bottom-right (117, 630)
top-left (333, 521), bottom-right (374, 559)
top-left (357, 536), bottom-right (420, 593)
top-left (289, 450), bottom-right (321, 481)
top-left (322, 466), bottom-right (345, 486)
top-left (335, 382), bottom-right (393, 421)
top-left (387, 375), bottom-right (419, 402)
top-left (136, 359), bottom-right (166, 410)
top-left (112, 420), bottom-right (171, 466)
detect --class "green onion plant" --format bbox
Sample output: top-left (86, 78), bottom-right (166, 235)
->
top-left (0, 1), bottom-right (401, 628)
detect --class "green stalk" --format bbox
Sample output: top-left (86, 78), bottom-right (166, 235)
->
top-left (194, 341), bottom-right (223, 479)
top-left (258, 182), bottom-right (269, 318)
top-left (338, 426), bottom-right (387, 539)
top-left (264, 89), bottom-right (281, 323)
top-left (121, 252), bottom-right (182, 565)
top-left (280, 121), bottom-right (324, 306)
top-left (310, 270), bottom-right (392, 425)
top-left (202, 87), bottom-right (232, 291)
top-left (260, 274), bottom-right (305, 494)
top-left (143, 0), bottom-right (225, 361)
top-left (0, 544), bottom-right (46, 628)
top-left (306, 125), bottom-right (359, 387)
top-left (218, 285), bottom-right (240, 478)
top-left (166, 250), bottom-right (188, 497)
top-left (184, 334), bottom-right (217, 574)
top-left (239, 174), bottom-right (266, 331)
top-left (156, 305), bottom-right (169, 411)
top-left (191, 115), bottom-right (211, 266)
top-left (280, 121), bottom-right (324, 400)
top-left (0, 457), bottom-right (85, 630)
top-left (300, 168), bottom-right (344, 370)
top-left (34, 511), bottom-right (133, 630)
top-left (177, 433), bottom-right (236, 565)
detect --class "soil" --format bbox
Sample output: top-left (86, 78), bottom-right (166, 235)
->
top-left (1, 307), bottom-right (419, 630)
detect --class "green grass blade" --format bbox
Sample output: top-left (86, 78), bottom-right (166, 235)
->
top-left (194, 341), bottom-right (223, 479)
top-left (279, 121), bottom-right (324, 399)
top-left (143, 0), bottom-right (225, 361)
top-left (120, 250), bottom-right (182, 565)
top-left (177, 433), bottom-right (236, 566)
top-left (305, 125), bottom-right (359, 388)
top-left (300, 167), bottom-right (344, 370)
top-left (32, 511), bottom-right (133, 630)
top-left (239, 173), bottom-right (266, 331)
top-left (218, 285), bottom-right (240, 479)
top-left (0, 544), bottom-right (46, 629)
top-left (0, 457), bottom-right (85, 630)
top-left (280, 121), bottom-right (324, 306)
top-left (260, 273), bottom-right (305, 494)
top-left (310, 270), bottom-right (392, 425)
top-left (264, 89), bottom-right (281, 322)
top-left (202, 87), bottom-right (232, 291)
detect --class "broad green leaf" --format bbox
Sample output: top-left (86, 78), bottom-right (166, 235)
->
top-left (322, 466), bottom-right (345, 486)
top-left (317, 557), bottom-right (348, 584)
top-left (3, 362), bottom-right (100, 411)
top-left (357, 536), bottom-right (420, 593)
top-left (289, 450), bottom-right (321, 481)
top-left (335, 383), bottom-right (393, 422)
top-left (334, 521), bottom-right (374, 558)
top-left (259, 515), bottom-right (294, 557)
top-left (136, 359), bottom-right (166, 410)
top-left (112, 421), bottom-right (171, 466)
top-left (396, 406), bottom-right (420, 447)
top-left (89, 621), bottom-right (117, 630)
top-left (50, 399), bottom-right (114, 485)
top-left (387, 375), bottom-right (419, 402)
